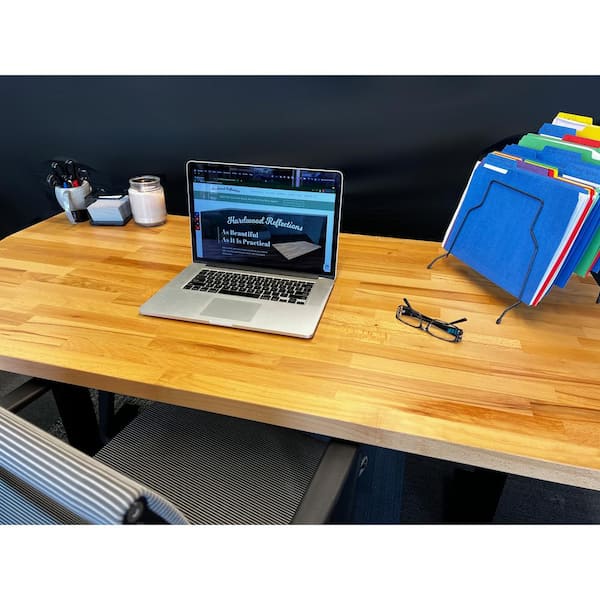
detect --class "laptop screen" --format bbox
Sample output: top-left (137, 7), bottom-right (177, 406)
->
top-left (186, 161), bottom-right (343, 278)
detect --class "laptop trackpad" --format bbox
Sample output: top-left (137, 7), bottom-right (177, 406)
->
top-left (200, 298), bottom-right (261, 321)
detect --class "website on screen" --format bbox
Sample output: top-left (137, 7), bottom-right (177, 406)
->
top-left (191, 166), bottom-right (338, 275)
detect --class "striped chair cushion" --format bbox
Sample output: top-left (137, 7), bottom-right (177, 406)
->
top-left (95, 402), bottom-right (330, 524)
top-left (0, 406), bottom-right (189, 524)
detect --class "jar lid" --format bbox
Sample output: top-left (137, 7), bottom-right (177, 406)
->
top-left (129, 175), bottom-right (161, 192)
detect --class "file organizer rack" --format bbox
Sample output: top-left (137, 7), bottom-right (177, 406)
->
top-left (427, 180), bottom-right (545, 324)
top-left (428, 189), bottom-right (600, 320)
top-left (428, 251), bottom-right (522, 324)
top-left (592, 271), bottom-right (600, 304)
top-left (429, 246), bottom-right (600, 316)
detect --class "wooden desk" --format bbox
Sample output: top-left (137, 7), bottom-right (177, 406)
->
top-left (1, 214), bottom-right (599, 490)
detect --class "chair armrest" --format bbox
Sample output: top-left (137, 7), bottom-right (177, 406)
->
top-left (291, 439), bottom-right (358, 524)
top-left (0, 406), bottom-right (189, 524)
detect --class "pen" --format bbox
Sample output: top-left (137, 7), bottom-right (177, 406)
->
top-left (51, 161), bottom-right (70, 186)
top-left (51, 161), bottom-right (65, 179)
top-left (65, 160), bottom-right (79, 187)
top-left (46, 173), bottom-right (60, 188)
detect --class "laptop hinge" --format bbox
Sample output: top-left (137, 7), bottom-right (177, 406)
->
top-left (199, 261), bottom-right (328, 280)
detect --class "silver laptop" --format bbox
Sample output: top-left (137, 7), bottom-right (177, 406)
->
top-left (140, 160), bottom-right (343, 338)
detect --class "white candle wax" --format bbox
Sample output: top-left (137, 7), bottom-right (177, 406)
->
top-left (128, 182), bottom-right (167, 227)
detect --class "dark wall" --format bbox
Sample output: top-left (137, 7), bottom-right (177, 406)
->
top-left (2, 76), bottom-right (600, 241)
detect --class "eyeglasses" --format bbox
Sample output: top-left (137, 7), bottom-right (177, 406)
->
top-left (395, 298), bottom-right (467, 343)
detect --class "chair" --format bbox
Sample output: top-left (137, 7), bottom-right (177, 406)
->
top-left (0, 379), bottom-right (359, 524)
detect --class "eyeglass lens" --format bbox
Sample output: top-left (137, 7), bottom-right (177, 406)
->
top-left (396, 306), bottom-right (423, 329)
top-left (426, 321), bottom-right (462, 342)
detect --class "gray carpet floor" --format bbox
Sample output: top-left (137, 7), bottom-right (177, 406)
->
top-left (2, 370), bottom-right (598, 524)
top-left (399, 453), bottom-right (600, 524)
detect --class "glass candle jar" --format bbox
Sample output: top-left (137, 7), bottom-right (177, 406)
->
top-left (128, 175), bottom-right (167, 226)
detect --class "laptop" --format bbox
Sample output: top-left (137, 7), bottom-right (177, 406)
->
top-left (140, 160), bottom-right (343, 338)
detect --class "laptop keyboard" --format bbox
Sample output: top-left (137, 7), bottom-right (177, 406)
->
top-left (183, 269), bottom-right (314, 304)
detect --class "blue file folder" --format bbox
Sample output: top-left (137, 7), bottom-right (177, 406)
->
top-left (499, 144), bottom-right (600, 287)
top-left (504, 144), bottom-right (600, 180)
top-left (538, 123), bottom-right (577, 138)
top-left (443, 159), bottom-right (585, 305)
top-left (519, 133), bottom-right (600, 166)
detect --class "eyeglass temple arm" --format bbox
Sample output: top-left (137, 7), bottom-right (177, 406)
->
top-left (448, 317), bottom-right (467, 325)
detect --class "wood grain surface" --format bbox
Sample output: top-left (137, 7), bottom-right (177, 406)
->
top-left (1, 214), bottom-right (599, 489)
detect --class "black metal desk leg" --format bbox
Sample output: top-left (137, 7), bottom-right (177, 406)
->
top-left (98, 390), bottom-right (115, 444)
top-left (51, 383), bottom-right (102, 455)
top-left (443, 467), bottom-right (508, 523)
